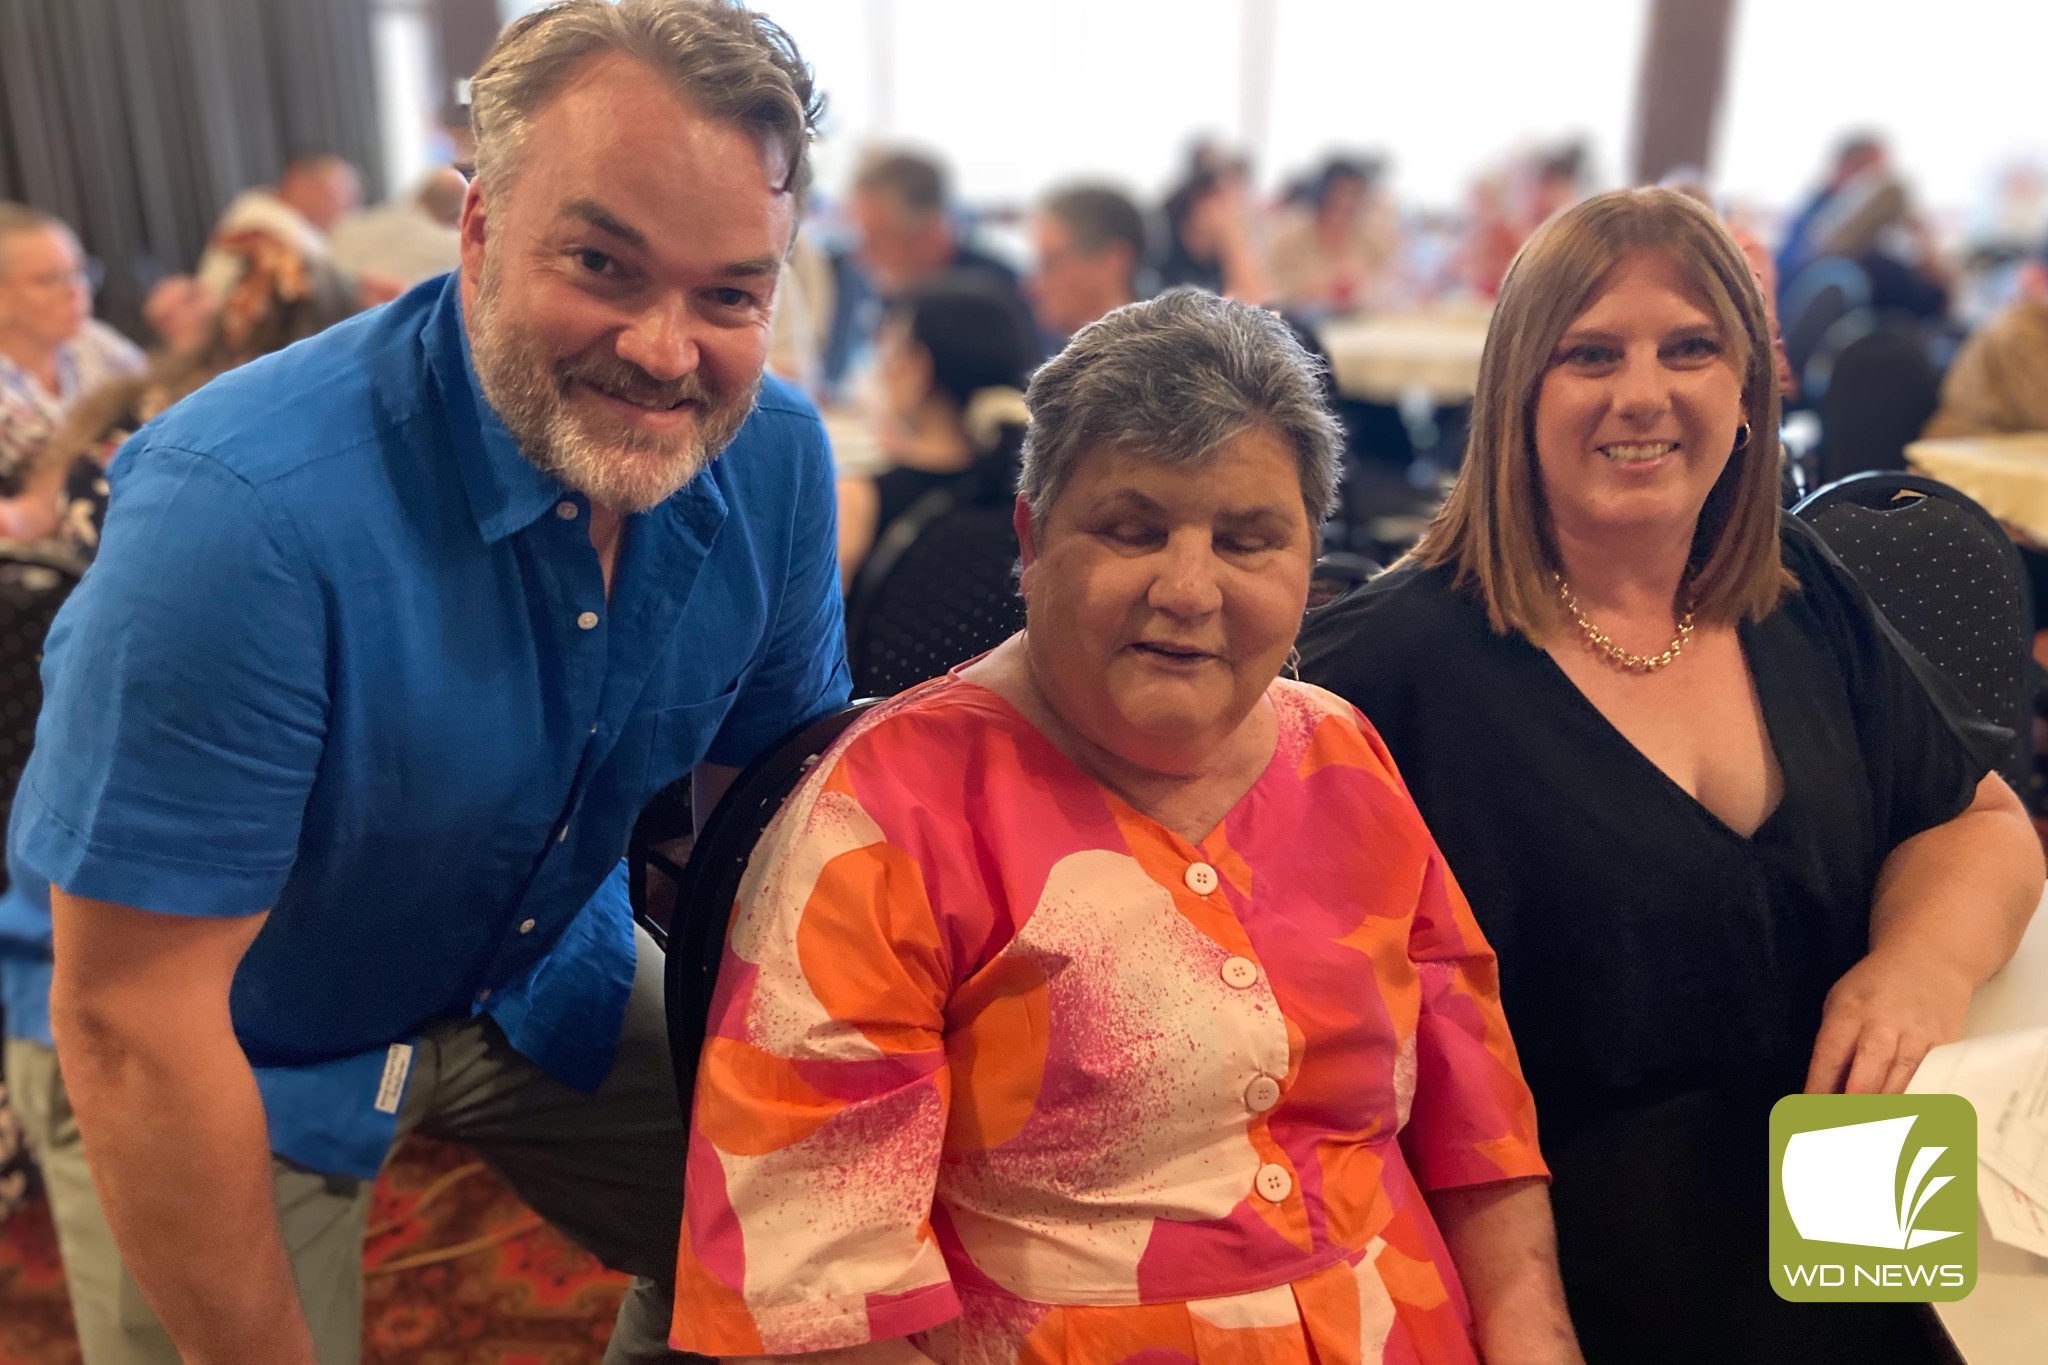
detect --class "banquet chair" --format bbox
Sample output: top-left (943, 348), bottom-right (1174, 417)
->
top-left (844, 482), bottom-right (1024, 698)
top-left (1793, 473), bottom-right (2034, 804)
top-left (632, 698), bottom-right (886, 1109)
top-left (1780, 256), bottom-right (1873, 402)
top-left (1814, 329), bottom-right (1941, 486)
top-left (0, 553), bottom-right (82, 895)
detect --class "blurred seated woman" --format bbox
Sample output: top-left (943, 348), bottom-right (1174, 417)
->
top-left (0, 231), bottom-right (357, 559)
top-left (836, 278), bottom-right (1036, 590)
top-left (1298, 188), bottom-right (2043, 1364)
top-left (1269, 156), bottom-right (1403, 315)
top-left (1155, 165), bottom-right (1267, 302)
top-left (674, 290), bottom-right (1583, 1365)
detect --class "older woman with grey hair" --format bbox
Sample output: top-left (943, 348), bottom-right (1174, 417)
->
top-left (675, 290), bottom-right (1583, 1365)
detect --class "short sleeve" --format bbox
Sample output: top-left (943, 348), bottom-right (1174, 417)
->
top-left (1785, 521), bottom-right (1998, 852)
top-left (674, 754), bottom-right (957, 1355)
top-left (1397, 840), bottom-right (1549, 1193)
top-left (703, 406), bottom-right (852, 769)
top-left (10, 442), bottom-right (328, 917)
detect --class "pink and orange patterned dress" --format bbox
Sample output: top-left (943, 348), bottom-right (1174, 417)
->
top-left (673, 674), bottom-right (1545, 1365)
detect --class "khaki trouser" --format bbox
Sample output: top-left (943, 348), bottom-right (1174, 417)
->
top-left (3, 927), bottom-right (695, 1365)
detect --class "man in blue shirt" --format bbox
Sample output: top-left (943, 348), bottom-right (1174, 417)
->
top-left (1, 4), bottom-right (844, 1362)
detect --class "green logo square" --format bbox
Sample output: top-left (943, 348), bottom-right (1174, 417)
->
top-left (1770, 1094), bottom-right (1976, 1302)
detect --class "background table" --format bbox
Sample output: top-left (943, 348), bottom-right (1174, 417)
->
top-left (1933, 894), bottom-right (2048, 1362)
top-left (1905, 433), bottom-right (2048, 544)
top-left (1315, 309), bottom-right (1491, 405)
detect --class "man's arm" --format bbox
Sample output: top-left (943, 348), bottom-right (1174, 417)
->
top-left (1426, 1178), bottom-right (1585, 1365)
top-left (49, 890), bottom-right (316, 1365)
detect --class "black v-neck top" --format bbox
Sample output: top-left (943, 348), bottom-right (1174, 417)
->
top-left (1297, 515), bottom-right (2002, 1136)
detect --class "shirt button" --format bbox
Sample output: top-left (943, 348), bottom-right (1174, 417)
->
top-left (518, 918), bottom-right (536, 934)
top-left (556, 823), bottom-right (569, 843)
top-left (1245, 1076), bottom-right (1282, 1112)
top-left (555, 500), bottom-right (578, 520)
top-left (476, 988), bottom-right (493, 1003)
top-left (1220, 956), bottom-right (1259, 989)
top-left (1255, 1163), bottom-right (1293, 1202)
top-left (576, 610), bottom-right (599, 630)
top-left (1183, 861), bottom-right (1219, 895)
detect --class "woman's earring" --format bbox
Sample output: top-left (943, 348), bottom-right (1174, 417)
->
top-left (1286, 646), bottom-right (1302, 681)
top-left (1733, 422), bottom-right (1752, 451)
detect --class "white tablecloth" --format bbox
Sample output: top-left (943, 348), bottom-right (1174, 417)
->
top-left (1934, 896), bottom-right (2048, 1362)
top-left (1905, 433), bottom-right (2048, 545)
top-left (1315, 309), bottom-right (1491, 405)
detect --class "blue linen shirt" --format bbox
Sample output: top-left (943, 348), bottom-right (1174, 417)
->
top-left (3, 274), bottom-right (849, 1176)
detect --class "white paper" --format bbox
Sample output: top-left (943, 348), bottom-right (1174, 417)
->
top-left (1910, 1027), bottom-right (2048, 1212)
top-left (1979, 1162), bottom-right (2048, 1259)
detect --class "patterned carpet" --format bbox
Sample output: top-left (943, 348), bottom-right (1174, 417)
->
top-left (0, 1135), bottom-right (629, 1365)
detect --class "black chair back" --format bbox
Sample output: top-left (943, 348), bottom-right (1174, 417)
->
top-left (1781, 256), bottom-right (1872, 395)
top-left (639, 699), bottom-right (887, 1109)
top-left (845, 485), bottom-right (1024, 697)
top-left (0, 555), bottom-right (80, 894)
top-left (1794, 474), bottom-right (2033, 801)
top-left (1816, 330), bottom-right (1940, 486)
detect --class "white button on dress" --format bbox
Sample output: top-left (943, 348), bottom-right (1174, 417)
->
top-left (555, 500), bottom-right (578, 520)
top-left (1183, 862), bottom-right (1219, 895)
top-left (1245, 1076), bottom-right (1282, 1112)
top-left (577, 611), bottom-right (599, 630)
top-left (518, 918), bottom-right (536, 934)
top-left (1255, 1163), bottom-right (1293, 1202)
top-left (1220, 956), bottom-right (1259, 989)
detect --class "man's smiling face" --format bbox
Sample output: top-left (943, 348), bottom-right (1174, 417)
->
top-left (459, 51), bottom-right (795, 511)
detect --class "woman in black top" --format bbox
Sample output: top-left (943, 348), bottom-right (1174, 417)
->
top-left (836, 278), bottom-right (1034, 590)
top-left (1298, 188), bottom-right (2042, 1364)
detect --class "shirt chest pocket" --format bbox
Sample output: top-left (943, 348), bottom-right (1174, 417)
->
top-left (640, 685), bottom-right (742, 801)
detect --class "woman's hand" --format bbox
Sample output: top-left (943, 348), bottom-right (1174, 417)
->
top-left (1803, 945), bottom-right (1975, 1095)
top-left (1808, 772), bottom-right (2044, 1094)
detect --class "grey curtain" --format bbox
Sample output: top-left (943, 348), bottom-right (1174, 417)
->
top-left (0, 0), bottom-right (383, 340)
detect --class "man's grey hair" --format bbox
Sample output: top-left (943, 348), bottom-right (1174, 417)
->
top-left (0, 202), bottom-right (73, 277)
top-left (468, 0), bottom-right (819, 197)
top-left (1020, 288), bottom-right (1344, 529)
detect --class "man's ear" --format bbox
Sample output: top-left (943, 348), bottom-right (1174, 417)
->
top-left (458, 178), bottom-right (490, 280)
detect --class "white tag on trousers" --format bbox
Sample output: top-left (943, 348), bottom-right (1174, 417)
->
top-left (373, 1042), bottom-right (414, 1115)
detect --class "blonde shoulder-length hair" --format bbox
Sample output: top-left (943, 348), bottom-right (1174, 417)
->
top-left (1410, 186), bottom-right (1792, 636)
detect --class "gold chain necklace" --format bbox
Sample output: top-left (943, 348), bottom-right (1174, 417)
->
top-left (1554, 573), bottom-right (1695, 674)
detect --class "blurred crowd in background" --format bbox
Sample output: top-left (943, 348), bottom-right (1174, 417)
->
top-left (9, 2), bottom-right (2048, 589)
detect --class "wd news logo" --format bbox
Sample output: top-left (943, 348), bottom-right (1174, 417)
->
top-left (1770, 1095), bottom-right (1976, 1302)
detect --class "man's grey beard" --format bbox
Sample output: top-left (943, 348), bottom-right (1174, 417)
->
top-left (468, 257), bottom-right (758, 513)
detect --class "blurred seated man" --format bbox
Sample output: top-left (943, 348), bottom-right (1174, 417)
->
top-left (199, 153), bottom-right (361, 296)
top-left (0, 204), bottom-right (143, 529)
top-left (1777, 134), bottom-right (1948, 320)
top-left (848, 151), bottom-right (1033, 341)
top-left (146, 153), bottom-right (396, 353)
top-left (837, 279), bottom-right (1034, 589)
top-left (328, 165), bottom-right (468, 287)
top-left (1026, 182), bottom-right (1145, 340)
top-left (1924, 239), bottom-right (2048, 439)
top-left (1269, 155), bottom-right (1402, 315)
